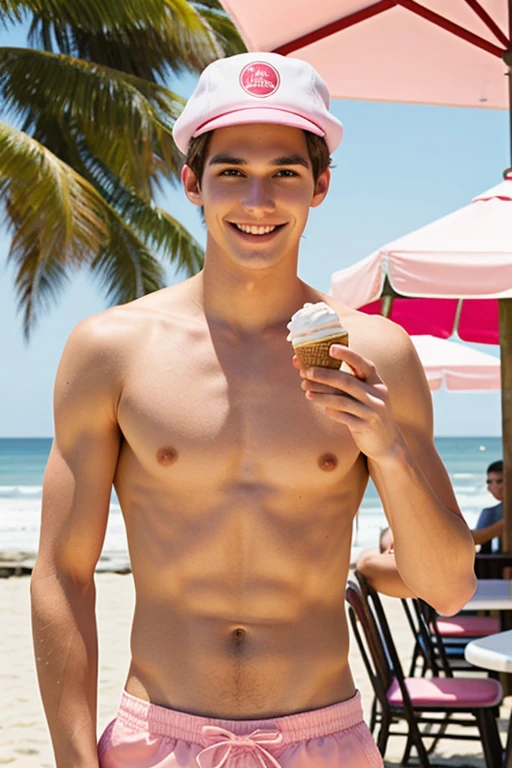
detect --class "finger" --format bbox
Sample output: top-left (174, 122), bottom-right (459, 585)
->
top-left (292, 355), bottom-right (303, 371)
top-left (306, 391), bottom-right (368, 419)
top-left (304, 366), bottom-right (375, 402)
top-left (327, 345), bottom-right (380, 382)
top-left (301, 379), bottom-right (340, 395)
top-left (324, 407), bottom-right (361, 427)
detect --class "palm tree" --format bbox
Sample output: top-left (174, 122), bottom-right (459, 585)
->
top-left (0, 0), bottom-right (245, 338)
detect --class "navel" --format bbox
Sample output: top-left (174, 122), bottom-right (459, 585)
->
top-left (231, 628), bottom-right (246, 644)
top-left (157, 446), bottom-right (179, 466)
top-left (318, 453), bottom-right (338, 472)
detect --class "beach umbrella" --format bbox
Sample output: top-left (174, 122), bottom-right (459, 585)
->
top-left (330, 171), bottom-right (512, 344)
top-left (330, 172), bottom-right (512, 544)
top-left (411, 335), bottom-right (501, 391)
top-left (217, 1), bottom-right (512, 544)
top-left (218, 2), bottom-right (511, 114)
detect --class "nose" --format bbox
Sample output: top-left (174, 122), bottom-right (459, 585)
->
top-left (241, 178), bottom-right (276, 215)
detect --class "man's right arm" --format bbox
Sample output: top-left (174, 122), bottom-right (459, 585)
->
top-left (471, 518), bottom-right (504, 546)
top-left (30, 315), bottom-right (123, 768)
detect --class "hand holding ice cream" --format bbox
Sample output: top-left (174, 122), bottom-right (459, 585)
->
top-left (288, 302), bottom-right (404, 461)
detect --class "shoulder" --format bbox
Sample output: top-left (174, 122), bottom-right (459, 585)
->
top-left (489, 502), bottom-right (504, 518)
top-left (64, 282), bottom-right (189, 358)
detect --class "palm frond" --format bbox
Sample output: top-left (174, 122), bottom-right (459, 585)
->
top-left (88, 214), bottom-right (166, 305)
top-left (3, 0), bottom-right (171, 33)
top-left (0, 121), bottom-right (108, 261)
top-left (0, 1), bottom-right (26, 25)
top-left (0, 121), bottom-right (111, 337)
top-left (9, 232), bottom-right (76, 340)
top-left (0, 47), bottom-right (186, 195)
top-left (191, 2), bottom-right (247, 57)
top-left (25, 0), bottom-right (245, 79)
top-left (119, 191), bottom-right (204, 275)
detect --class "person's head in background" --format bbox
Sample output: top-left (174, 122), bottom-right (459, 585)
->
top-left (486, 460), bottom-right (503, 502)
top-left (379, 526), bottom-right (394, 553)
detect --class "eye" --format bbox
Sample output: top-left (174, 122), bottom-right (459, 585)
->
top-left (219, 168), bottom-right (244, 177)
top-left (275, 169), bottom-right (298, 177)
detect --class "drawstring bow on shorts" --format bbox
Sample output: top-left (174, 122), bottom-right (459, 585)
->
top-left (197, 724), bottom-right (284, 768)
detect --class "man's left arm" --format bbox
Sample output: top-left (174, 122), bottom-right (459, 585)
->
top-left (298, 319), bottom-right (477, 616)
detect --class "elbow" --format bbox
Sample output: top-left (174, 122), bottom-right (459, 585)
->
top-left (430, 573), bottom-right (478, 617)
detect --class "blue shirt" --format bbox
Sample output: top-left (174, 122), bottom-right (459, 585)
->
top-left (475, 502), bottom-right (504, 552)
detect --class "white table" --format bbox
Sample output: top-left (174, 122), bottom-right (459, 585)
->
top-left (462, 580), bottom-right (512, 611)
top-left (465, 629), bottom-right (512, 768)
top-left (465, 629), bottom-right (512, 673)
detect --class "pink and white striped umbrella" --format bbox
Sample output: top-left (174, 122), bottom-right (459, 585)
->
top-left (330, 172), bottom-right (512, 344)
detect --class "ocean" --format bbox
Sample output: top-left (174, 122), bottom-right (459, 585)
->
top-left (0, 436), bottom-right (503, 570)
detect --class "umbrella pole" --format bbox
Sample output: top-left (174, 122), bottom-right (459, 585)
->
top-left (500, 299), bottom-right (512, 553)
top-left (502, 39), bottom-right (512, 553)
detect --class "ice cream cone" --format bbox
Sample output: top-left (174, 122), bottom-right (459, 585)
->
top-left (293, 332), bottom-right (348, 369)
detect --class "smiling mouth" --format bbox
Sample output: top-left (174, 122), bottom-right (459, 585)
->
top-left (229, 222), bottom-right (287, 236)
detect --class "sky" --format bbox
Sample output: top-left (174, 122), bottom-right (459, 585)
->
top-left (0, 20), bottom-right (507, 438)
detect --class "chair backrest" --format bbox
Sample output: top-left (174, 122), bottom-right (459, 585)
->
top-left (413, 598), bottom-right (451, 677)
top-left (346, 572), bottom-right (417, 712)
top-left (345, 580), bottom-right (391, 710)
top-left (400, 597), bottom-right (437, 674)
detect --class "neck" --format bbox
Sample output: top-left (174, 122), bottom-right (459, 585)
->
top-left (188, 250), bottom-right (311, 336)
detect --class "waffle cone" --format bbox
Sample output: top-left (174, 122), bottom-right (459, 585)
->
top-left (293, 332), bottom-right (348, 369)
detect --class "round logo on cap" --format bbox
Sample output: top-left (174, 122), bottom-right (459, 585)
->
top-left (239, 61), bottom-right (280, 98)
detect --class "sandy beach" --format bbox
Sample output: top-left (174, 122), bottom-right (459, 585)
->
top-left (2, 572), bottom-right (510, 767)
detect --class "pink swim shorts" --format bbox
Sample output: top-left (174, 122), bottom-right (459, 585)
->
top-left (98, 688), bottom-right (383, 767)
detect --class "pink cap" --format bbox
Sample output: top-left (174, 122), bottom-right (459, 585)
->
top-left (173, 52), bottom-right (343, 155)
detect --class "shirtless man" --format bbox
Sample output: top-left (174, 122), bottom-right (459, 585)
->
top-left (31, 52), bottom-right (477, 768)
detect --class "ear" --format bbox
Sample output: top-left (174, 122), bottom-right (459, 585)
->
top-left (182, 164), bottom-right (203, 207)
top-left (310, 167), bottom-right (331, 209)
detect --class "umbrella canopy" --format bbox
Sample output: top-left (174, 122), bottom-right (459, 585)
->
top-left (330, 171), bottom-right (512, 344)
top-left (219, 1), bottom-right (511, 110)
top-left (412, 335), bottom-right (501, 390)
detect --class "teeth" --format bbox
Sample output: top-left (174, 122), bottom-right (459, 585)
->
top-left (234, 223), bottom-right (278, 235)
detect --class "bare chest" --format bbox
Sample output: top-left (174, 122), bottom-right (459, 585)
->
top-left (116, 325), bottom-right (361, 490)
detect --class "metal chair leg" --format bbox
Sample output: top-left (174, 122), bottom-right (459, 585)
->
top-left (401, 732), bottom-right (413, 766)
top-left (475, 708), bottom-right (503, 768)
top-left (505, 709), bottom-right (512, 768)
top-left (369, 695), bottom-right (378, 733)
top-left (426, 712), bottom-right (451, 754)
top-left (377, 710), bottom-right (391, 756)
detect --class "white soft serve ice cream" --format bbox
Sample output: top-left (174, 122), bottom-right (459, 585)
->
top-left (286, 302), bottom-right (347, 346)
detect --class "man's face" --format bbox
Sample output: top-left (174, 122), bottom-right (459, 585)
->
top-left (486, 471), bottom-right (503, 502)
top-left (182, 124), bottom-right (330, 271)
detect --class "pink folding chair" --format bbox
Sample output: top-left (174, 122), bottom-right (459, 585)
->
top-left (346, 573), bottom-right (503, 767)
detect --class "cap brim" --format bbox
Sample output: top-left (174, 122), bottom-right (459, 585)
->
top-left (193, 108), bottom-right (326, 140)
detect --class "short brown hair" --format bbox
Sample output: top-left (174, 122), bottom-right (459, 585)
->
top-left (185, 129), bottom-right (331, 210)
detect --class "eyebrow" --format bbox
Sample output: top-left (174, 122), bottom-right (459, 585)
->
top-left (208, 153), bottom-right (310, 169)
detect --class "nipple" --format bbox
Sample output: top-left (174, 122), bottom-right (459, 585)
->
top-left (318, 453), bottom-right (338, 472)
top-left (157, 447), bottom-right (179, 466)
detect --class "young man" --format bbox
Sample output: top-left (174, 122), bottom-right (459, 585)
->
top-left (31, 52), bottom-right (477, 768)
top-left (475, 460), bottom-right (504, 552)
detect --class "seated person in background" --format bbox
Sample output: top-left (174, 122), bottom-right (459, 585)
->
top-left (356, 515), bottom-right (504, 599)
top-left (474, 460), bottom-right (504, 553)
